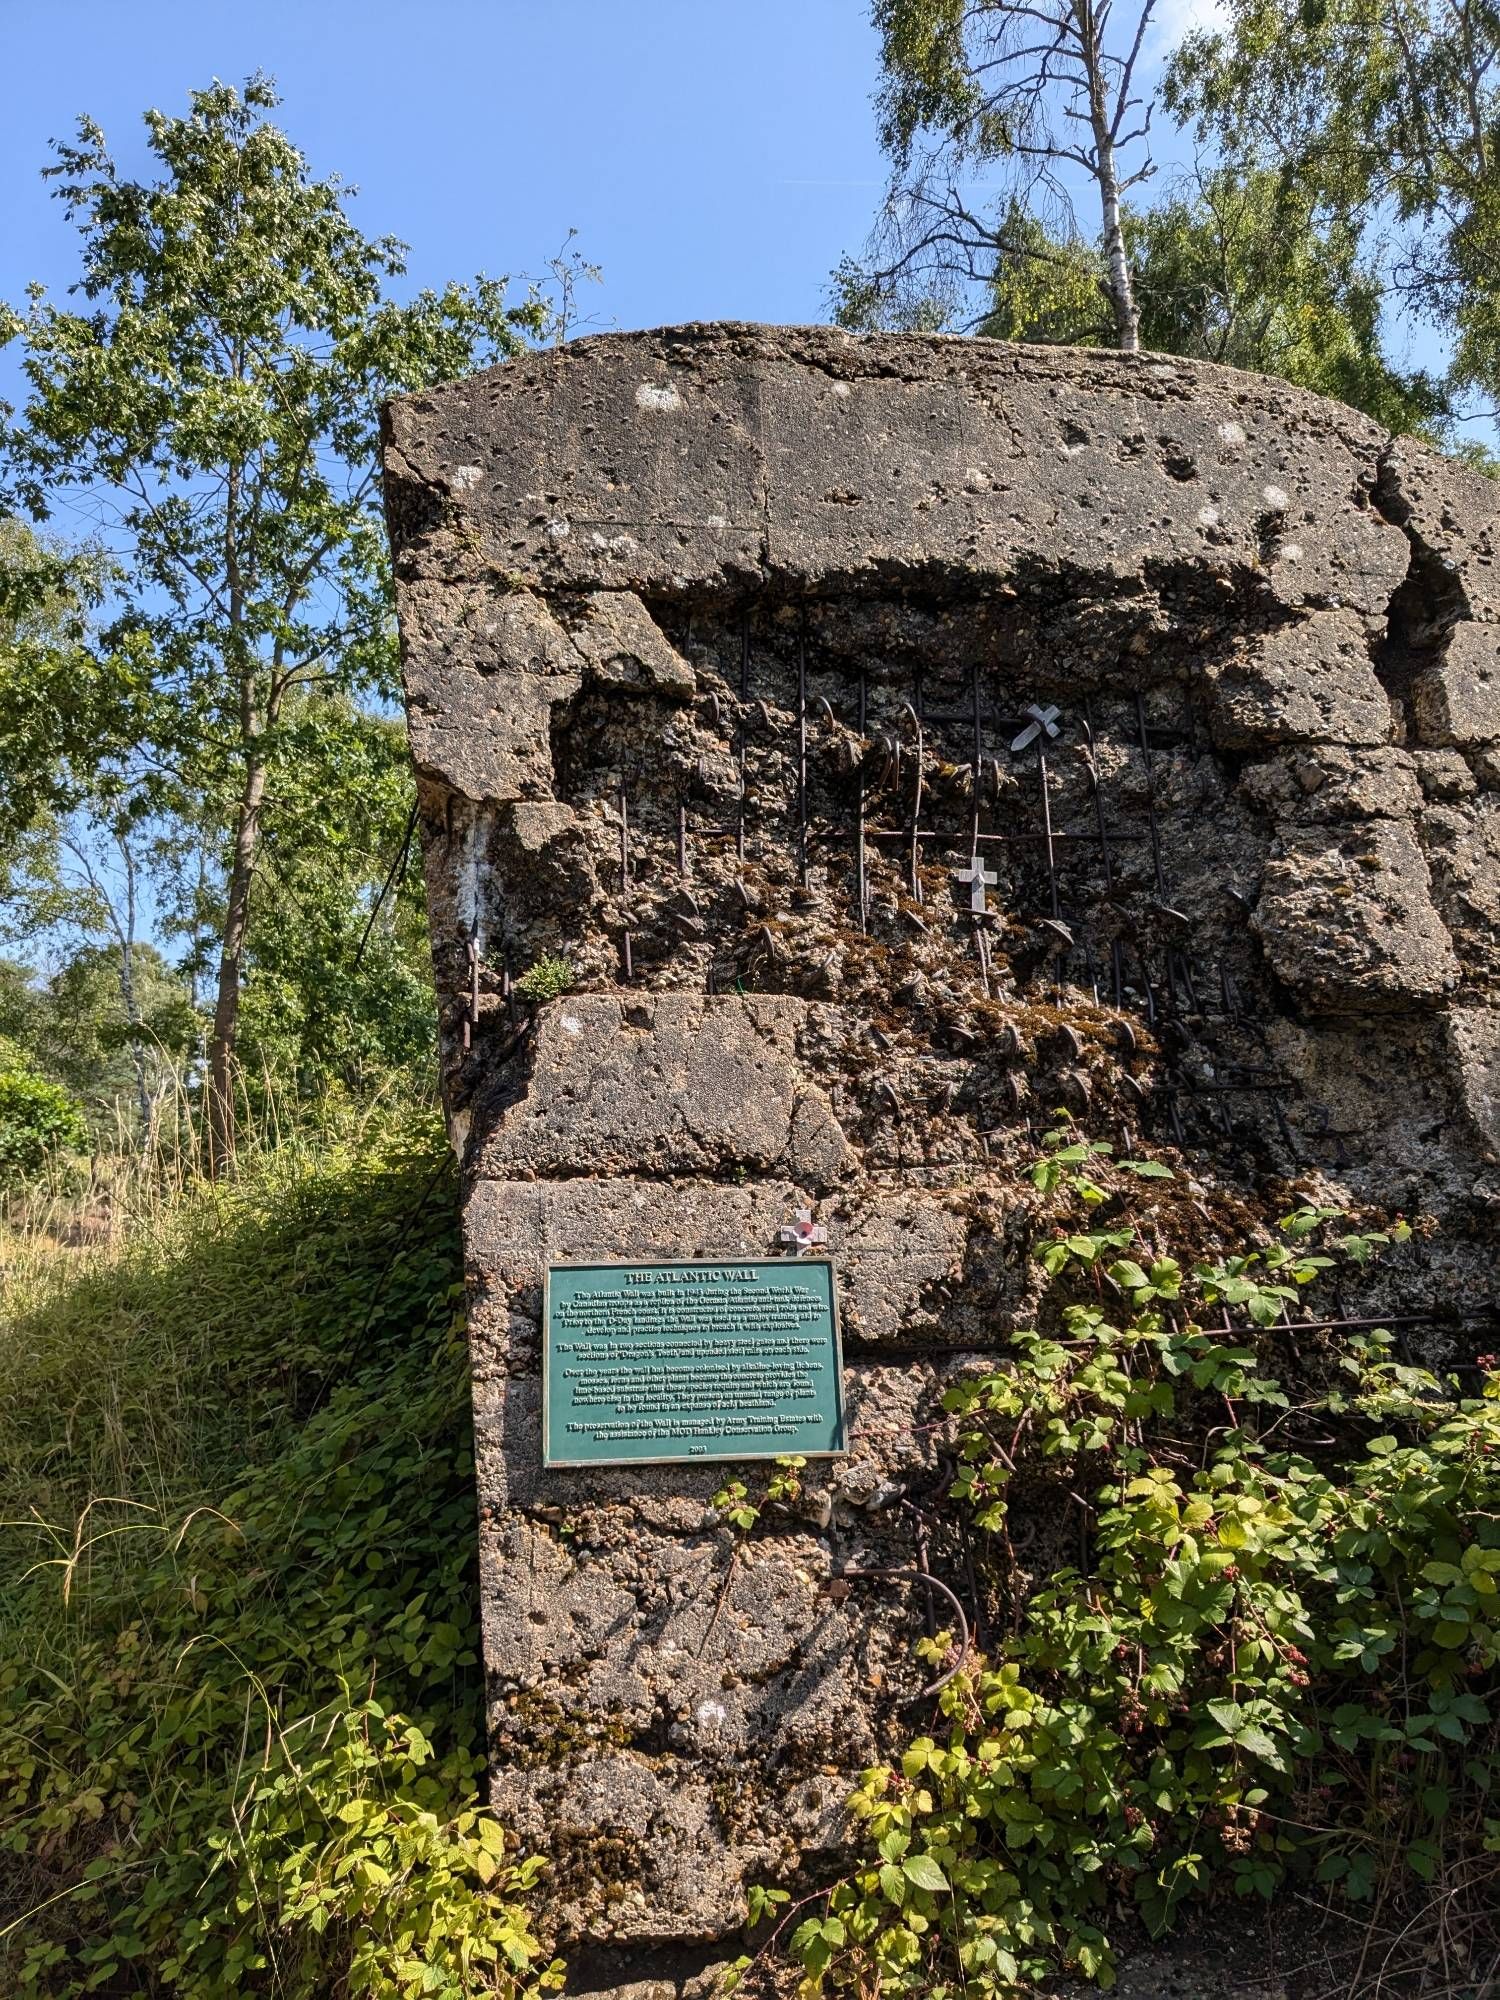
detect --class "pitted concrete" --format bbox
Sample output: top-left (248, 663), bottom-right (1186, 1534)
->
top-left (385, 325), bottom-right (1500, 1988)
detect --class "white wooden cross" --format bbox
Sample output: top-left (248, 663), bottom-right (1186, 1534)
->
top-left (955, 856), bottom-right (998, 915)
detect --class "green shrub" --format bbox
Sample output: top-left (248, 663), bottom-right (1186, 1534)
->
top-left (0, 1037), bottom-right (87, 1186)
top-left (771, 1129), bottom-right (1500, 1998)
top-left (513, 956), bottom-right (574, 1006)
top-left (0, 1119), bottom-right (559, 1998)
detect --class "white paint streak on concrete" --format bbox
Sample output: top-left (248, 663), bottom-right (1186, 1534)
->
top-left (451, 464), bottom-right (483, 492)
top-left (456, 818), bottom-right (489, 956)
top-left (635, 382), bottom-right (682, 411)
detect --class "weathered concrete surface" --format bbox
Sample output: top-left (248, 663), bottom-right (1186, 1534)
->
top-left (1252, 821), bottom-right (1459, 1011)
top-left (472, 995), bottom-right (855, 1187)
top-left (1204, 609), bottom-right (1398, 749)
top-left (384, 326), bottom-right (1500, 1989)
top-left (1413, 621), bottom-right (1500, 745)
top-left (476, 1357), bottom-right (958, 1941)
top-left (384, 327), bottom-right (1417, 618)
top-left (464, 1174), bottom-right (984, 1380)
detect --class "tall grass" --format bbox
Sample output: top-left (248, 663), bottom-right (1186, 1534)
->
top-left (0, 1106), bottom-right (551, 1999)
top-left (1, 1093), bottom-right (430, 1612)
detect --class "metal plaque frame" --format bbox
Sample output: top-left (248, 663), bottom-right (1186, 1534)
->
top-left (541, 1256), bottom-right (848, 1469)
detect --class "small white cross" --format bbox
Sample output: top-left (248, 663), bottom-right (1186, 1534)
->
top-left (1010, 704), bottom-right (1062, 754)
top-left (777, 1208), bottom-right (828, 1256)
top-left (955, 856), bottom-right (998, 914)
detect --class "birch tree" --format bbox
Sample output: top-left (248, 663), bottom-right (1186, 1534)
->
top-left (841, 0), bottom-right (1160, 346)
top-left (1168, 0), bottom-right (1500, 413)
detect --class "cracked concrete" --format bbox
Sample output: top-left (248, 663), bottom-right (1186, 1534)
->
top-left (384, 326), bottom-right (1500, 1991)
top-left (470, 995), bottom-right (855, 1188)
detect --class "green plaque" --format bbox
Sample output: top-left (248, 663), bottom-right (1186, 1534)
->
top-left (542, 1258), bottom-right (847, 1468)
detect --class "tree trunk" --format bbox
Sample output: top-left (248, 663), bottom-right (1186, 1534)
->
top-left (206, 440), bottom-right (255, 1179)
top-left (113, 837), bottom-right (154, 1145)
top-left (1078, 0), bottom-right (1141, 352)
top-left (205, 756), bottom-right (265, 1175)
top-left (119, 932), bottom-right (153, 1145)
top-left (1096, 162), bottom-right (1140, 352)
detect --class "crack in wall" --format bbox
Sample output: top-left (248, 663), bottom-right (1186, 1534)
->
top-left (1371, 442), bottom-right (1474, 722)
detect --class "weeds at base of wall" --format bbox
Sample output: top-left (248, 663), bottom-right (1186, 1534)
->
top-left (6, 1107), bottom-right (1498, 1999)
top-left (0, 1117), bottom-right (563, 2000)
top-left (740, 1128), bottom-right (1500, 2000)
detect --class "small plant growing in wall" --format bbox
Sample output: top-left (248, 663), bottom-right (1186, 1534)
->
top-left (711, 1458), bottom-right (807, 1537)
top-left (514, 954), bottom-right (575, 1005)
top-left (712, 1478), bottom-right (760, 1534)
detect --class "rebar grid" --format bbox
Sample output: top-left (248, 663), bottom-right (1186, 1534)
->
top-left (612, 608), bottom-right (1328, 1167)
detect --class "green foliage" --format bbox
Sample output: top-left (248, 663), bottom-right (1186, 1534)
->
top-left (0, 519), bottom-right (132, 841)
top-left (10, 944), bottom-right (196, 1122)
top-left (1129, 170), bottom-right (1446, 432)
top-left (0, 75), bottom-right (549, 1144)
top-left (850, 0), bottom-right (1157, 347)
top-left (513, 955), bottom-right (575, 1007)
top-left (978, 208), bottom-right (1112, 349)
top-left (829, 260), bottom-right (954, 334)
top-left (0, 1035), bottom-right (88, 1185)
top-left (782, 1134), bottom-right (1498, 1997)
top-left (713, 1458), bottom-right (809, 1537)
top-left (977, 179), bottom-right (1444, 433)
top-left (766, 1456), bottom-right (807, 1507)
top-left (227, 703), bottom-right (434, 1102)
top-left (846, 0), bottom-right (1474, 430)
top-left (712, 1478), bottom-right (761, 1534)
top-left (0, 959), bottom-right (43, 1045)
top-left (0, 808), bottom-right (202, 1138)
top-left (870, 0), bottom-right (978, 165)
top-left (1167, 0), bottom-right (1500, 412)
top-left (0, 1124), bottom-right (559, 1997)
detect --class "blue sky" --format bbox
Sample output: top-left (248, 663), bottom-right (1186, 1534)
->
top-left (2, 0), bottom-right (894, 344)
top-left (1, 0), bottom-right (1450, 400)
top-left (0, 0), bottom-right (902, 972)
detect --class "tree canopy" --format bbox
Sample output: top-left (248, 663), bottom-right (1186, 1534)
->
top-left (1168, 0), bottom-right (1500, 416)
top-left (0, 75), bottom-right (548, 1166)
top-left (838, 0), bottom-right (1493, 441)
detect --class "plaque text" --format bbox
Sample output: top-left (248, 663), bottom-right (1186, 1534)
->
top-left (542, 1258), bottom-right (847, 1467)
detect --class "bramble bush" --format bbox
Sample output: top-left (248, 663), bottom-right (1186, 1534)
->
top-left (775, 1126), bottom-right (1500, 1998)
top-left (7, 1107), bottom-right (1497, 1998)
top-left (0, 1120), bottom-right (561, 1999)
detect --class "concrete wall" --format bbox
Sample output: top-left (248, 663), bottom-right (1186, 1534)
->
top-left (383, 325), bottom-right (1500, 1990)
